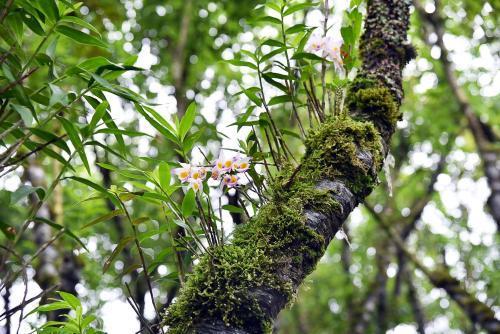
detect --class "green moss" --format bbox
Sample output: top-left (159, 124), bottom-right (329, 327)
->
top-left (163, 83), bottom-right (400, 333)
top-left (164, 192), bottom-right (333, 333)
top-left (302, 116), bottom-right (384, 199)
top-left (164, 244), bottom-right (280, 333)
top-left (346, 81), bottom-right (400, 138)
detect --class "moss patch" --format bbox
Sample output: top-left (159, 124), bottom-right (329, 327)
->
top-left (163, 85), bottom-right (397, 333)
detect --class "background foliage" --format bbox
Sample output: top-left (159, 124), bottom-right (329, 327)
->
top-left (0, 0), bottom-right (498, 333)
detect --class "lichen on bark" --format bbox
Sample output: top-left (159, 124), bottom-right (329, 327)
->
top-left (163, 1), bottom-right (414, 333)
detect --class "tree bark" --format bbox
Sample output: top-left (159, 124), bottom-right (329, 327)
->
top-left (162, 1), bottom-right (414, 332)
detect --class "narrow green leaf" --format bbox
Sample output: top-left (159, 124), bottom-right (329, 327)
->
top-left (181, 189), bottom-right (196, 217)
top-left (158, 161), bottom-right (171, 189)
top-left (286, 24), bottom-right (307, 34)
top-left (12, 185), bottom-right (45, 203)
top-left (255, 16), bottom-right (282, 25)
top-left (226, 59), bottom-right (257, 70)
top-left (32, 216), bottom-right (89, 252)
top-left (222, 204), bottom-right (244, 214)
top-left (59, 16), bottom-right (100, 35)
top-left (55, 25), bottom-right (108, 49)
top-left (11, 104), bottom-right (33, 126)
top-left (95, 128), bottom-right (151, 137)
top-left (268, 95), bottom-right (292, 106)
top-left (58, 292), bottom-right (81, 310)
top-left (178, 102), bottom-right (196, 140)
top-left (58, 117), bottom-right (91, 174)
top-left (242, 88), bottom-right (262, 107)
top-left (88, 101), bottom-right (109, 133)
top-left (283, 2), bottom-right (317, 16)
top-left (292, 51), bottom-right (324, 61)
top-left (103, 236), bottom-right (134, 273)
top-left (83, 209), bottom-right (124, 229)
top-left (37, 0), bottom-right (60, 21)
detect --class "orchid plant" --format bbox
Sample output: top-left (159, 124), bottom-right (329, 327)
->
top-left (172, 153), bottom-right (252, 192)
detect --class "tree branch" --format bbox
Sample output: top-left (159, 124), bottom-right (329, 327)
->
top-left (162, 1), bottom-right (414, 332)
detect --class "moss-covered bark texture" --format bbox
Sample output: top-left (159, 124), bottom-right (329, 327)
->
top-left (163, 1), bottom-right (414, 332)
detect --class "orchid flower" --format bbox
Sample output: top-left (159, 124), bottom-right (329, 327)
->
top-left (233, 157), bottom-right (251, 173)
top-left (215, 153), bottom-right (234, 173)
top-left (305, 33), bottom-right (325, 55)
top-left (222, 174), bottom-right (239, 188)
top-left (191, 167), bottom-right (207, 181)
top-left (172, 163), bottom-right (191, 183)
top-left (211, 167), bottom-right (221, 181)
top-left (323, 36), bottom-right (344, 72)
top-left (189, 178), bottom-right (203, 192)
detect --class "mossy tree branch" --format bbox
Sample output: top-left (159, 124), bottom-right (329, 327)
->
top-left (162, 1), bottom-right (414, 332)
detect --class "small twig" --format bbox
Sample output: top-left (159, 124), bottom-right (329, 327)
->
top-left (0, 67), bottom-right (38, 95)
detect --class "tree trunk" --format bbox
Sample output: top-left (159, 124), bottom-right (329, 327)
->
top-left (162, 0), bottom-right (415, 332)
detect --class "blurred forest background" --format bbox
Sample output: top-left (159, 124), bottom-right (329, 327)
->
top-left (0, 0), bottom-right (498, 333)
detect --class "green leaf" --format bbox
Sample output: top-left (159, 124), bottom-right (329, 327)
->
top-left (58, 292), bottom-right (81, 310)
top-left (242, 88), bottom-right (262, 107)
top-left (341, 26), bottom-right (354, 46)
top-left (103, 236), bottom-right (134, 273)
top-left (254, 16), bottom-right (282, 25)
top-left (59, 16), bottom-right (101, 36)
top-left (88, 101), bottom-right (109, 133)
top-left (81, 315), bottom-right (97, 329)
top-left (286, 24), bottom-right (307, 35)
top-left (261, 39), bottom-right (285, 48)
top-left (58, 117), bottom-right (91, 175)
top-left (96, 162), bottom-right (117, 171)
top-left (12, 185), bottom-right (45, 203)
top-left (292, 52), bottom-right (324, 61)
top-left (222, 204), bottom-right (244, 214)
top-left (158, 161), bottom-right (171, 189)
top-left (181, 189), bottom-right (196, 217)
top-left (68, 56), bottom-right (112, 74)
top-left (55, 25), bottom-right (108, 49)
top-left (262, 73), bottom-right (288, 93)
top-left (281, 128), bottom-right (302, 139)
top-left (37, 0), bottom-right (60, 21)
top-left (11, 104), bottom-right (33, 126)
top-left (178, 102), bottom-right (196, 140)
top-left (31, 301), bottom-right (71, 314)
top-left (83, 209), bottom-right (124, 229)
top-left (95, 128), bottom-right (151, 137)
top-left (226, 59), bottom-right (257, 70)
top-left (135, 104), bottom-right (178, 144)
top-left (260, 47), bottom-right (287, 63)
top-left (283, 2), bottom-right (317, 16)
top-left (67, 176), bottom-right (110, 198)
top-left (21, 13), bottom-right (45, 35)
top-left (268, 95), bottom-right (292, 106)
top-left (132, 217), bottom-right (149, 225)
top-left (30, 129), bottom-right (70, 153)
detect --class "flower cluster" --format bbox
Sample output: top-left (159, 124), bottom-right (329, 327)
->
top-left (172, 153), bottom-right (251, 193)
top-left (305, 33), bottom-right (345, 74)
